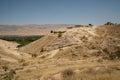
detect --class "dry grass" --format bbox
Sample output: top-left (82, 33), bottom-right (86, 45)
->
top-left (60, 67), bottom-right (120, 80)
top-left (62, 69), bottom-right (76, 80)
top-left (1, 25), bottom-right (120, 80)
top-left (41, 67), bottom-right (120, 80)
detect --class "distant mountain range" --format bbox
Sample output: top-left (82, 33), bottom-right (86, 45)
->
top-left (0, 24), bottom-right (74, 36)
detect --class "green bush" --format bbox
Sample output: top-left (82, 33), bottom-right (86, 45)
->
top-left (104, 22), bottom-right (114, 25)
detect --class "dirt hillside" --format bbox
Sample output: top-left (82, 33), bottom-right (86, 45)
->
top-left (0, 25), bottom-right (120, 80)
top-left (0, 39), bottom-right (30, 63)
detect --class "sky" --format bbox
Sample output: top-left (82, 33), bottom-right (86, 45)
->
top-left (0, 0), bottom-right (120, 25)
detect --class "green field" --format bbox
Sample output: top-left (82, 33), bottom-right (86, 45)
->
top-left (0, 35), bottom-right (43, 47)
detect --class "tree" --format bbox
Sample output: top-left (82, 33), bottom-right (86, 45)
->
top-left (104, 22), bottom-right (114, 25)
top-left (89, 24), bottom-right (93, 26)
top-left (50, 30), bottom-right (53, 33)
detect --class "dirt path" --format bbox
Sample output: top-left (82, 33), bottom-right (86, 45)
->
top-left (38, 49), bottom-right (59, 59)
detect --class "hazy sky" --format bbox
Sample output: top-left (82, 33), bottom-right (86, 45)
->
top-left (0, 0), bottom-right (120, 25)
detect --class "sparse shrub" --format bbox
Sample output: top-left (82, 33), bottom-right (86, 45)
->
top-left (41, 56), bottom-right (45, 59)
top-left (102, 48), bottom-right (109, 54)
top-left (53, 31), bottom-right (58, 34)
top-left (52, 31), bottom-right (65, 37)
top-left (97, 59), bottom-right (103, 63)
top-left (2, 65), bottom-right (9, 72)
top-left (81, 36), bottom-right (88, 42)
top-left (18, 59), bottom-right (29, 66)
top-left (40, 47), bottom-right (45, 52)
top-left (116, 51), bottom-right (120, 58)
top-left (58, 32), bottom-right (62, 38)
top-left (17, 45), bottom-right (23, 48)
top-left (108, 49), bottom-right (120, 60)
top-left (83, 55), bottom-right (88, 57)
top-left (91, 45), bottom-right (96, 49)
top-left (29, 53), bottom-right (37, 58)
top-left (32, 53), bottom-right (37, 58)
top-left (102, 46), bottom-right (120, 60)
top-left (22, 62), bottom-right (29, 66)
top-left (72, 53), bottom-right (77, 57)
top-left (1, 65), bottom-right (19, 80)
top-left (62, 69), bottom-right (76, 80)
top-left (75, 25), bottom-right (82, 27)
top-left (108, 54), bottom-right (116, 60)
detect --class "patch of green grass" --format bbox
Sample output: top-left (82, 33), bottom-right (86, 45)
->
top-left (0, 35), bottom-right (43, 47)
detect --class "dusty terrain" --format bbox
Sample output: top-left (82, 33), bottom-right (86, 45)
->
top-left (0, 25), bottom-right (120, 80)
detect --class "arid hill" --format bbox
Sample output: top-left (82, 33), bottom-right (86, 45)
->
top-left (0, 39), bottom-right (30, 63)
top-left (0, 25), bottom-right (120, 80)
